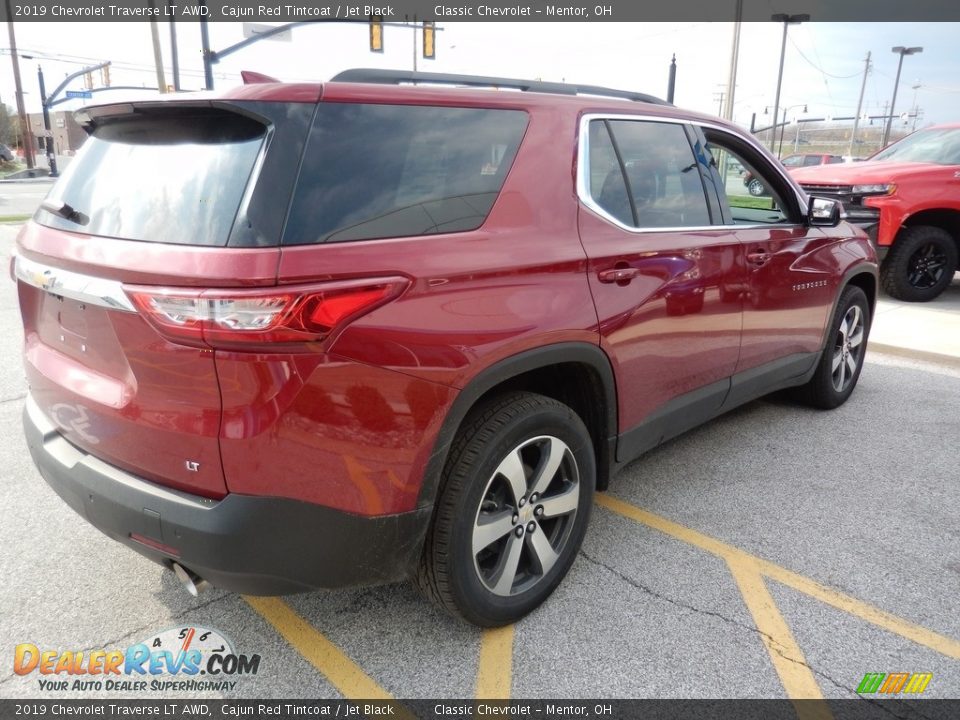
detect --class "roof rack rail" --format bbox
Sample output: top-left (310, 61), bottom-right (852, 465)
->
top-left (330, 68), bottom-right (671, 106)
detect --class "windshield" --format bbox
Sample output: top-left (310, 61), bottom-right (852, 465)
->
top-left (870, 127), bottom-right (960, 165)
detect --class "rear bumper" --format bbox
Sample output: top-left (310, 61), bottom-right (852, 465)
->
top-left (24, 394), bottom-right (432, 595)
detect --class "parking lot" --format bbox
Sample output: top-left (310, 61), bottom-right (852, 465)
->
top-left (1, 217), bottom-right (959, 704)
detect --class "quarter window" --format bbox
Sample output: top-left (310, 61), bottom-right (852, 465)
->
top-left (284, 103), bottom-right (528, 245)
top-left (586, 119), bottom-right (711, 229)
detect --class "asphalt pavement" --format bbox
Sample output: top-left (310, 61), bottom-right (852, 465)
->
top-left (0, 220), bottom-right (958, 704)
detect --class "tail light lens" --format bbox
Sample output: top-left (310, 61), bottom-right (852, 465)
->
top-left (125, 277), bottom-right (408, 351)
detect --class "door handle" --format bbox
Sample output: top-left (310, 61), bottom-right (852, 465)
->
top-left (598, 267), bottom-right (640, 284)
top-left (746, 251), bottom-right (772, 265)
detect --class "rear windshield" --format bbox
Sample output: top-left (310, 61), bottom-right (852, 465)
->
top-left (283, 103), bottom-right (528, 245)
top-left (37, 109), bottom-right (266, 246)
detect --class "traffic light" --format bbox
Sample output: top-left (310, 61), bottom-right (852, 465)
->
top-left (369, 16), bottom-right (383, 53)
top-left (84, 72), bottom-right (93, 90)
top-left (101, 65), bottom-right (111, 87)
top-left (422, 21), bottom-right (435, 59)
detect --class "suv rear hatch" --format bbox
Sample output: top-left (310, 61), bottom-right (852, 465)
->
top-left (15, 99), bottom-right (314, 497)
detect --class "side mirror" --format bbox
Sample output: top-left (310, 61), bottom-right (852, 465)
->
top-left (808, 196), bottom-right (841, 227)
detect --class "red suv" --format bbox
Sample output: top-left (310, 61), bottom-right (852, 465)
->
top-left (14, 69), bottom-right (877, 626)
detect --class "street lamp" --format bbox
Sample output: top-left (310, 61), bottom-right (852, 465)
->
top-left (769, 13), bottom-right (809, 154)
top-left (764, 103), bottom-right (806, 159)
top-left (882, 46), bottom-right (922, 148)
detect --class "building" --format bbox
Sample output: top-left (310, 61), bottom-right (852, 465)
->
top-left (27, 110), bottom-right (87, 158)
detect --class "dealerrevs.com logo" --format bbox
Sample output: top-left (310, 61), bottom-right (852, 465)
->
top-left (14, 626), bottom-right (260, 693)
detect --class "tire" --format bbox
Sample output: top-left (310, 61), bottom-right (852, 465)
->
top-left (794, 285), bottom-right (870, 410)
top-left (415, 392), bottom-right (595, 626)
top-left (747, 178), bottom-right (767, 197)
top-left (880, 225), bottom-right (958, 302)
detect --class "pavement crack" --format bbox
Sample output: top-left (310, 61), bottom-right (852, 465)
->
top-left (578, 550), bottom-right (855, 702)
top-left (0, 393), bottom-right (26, 405)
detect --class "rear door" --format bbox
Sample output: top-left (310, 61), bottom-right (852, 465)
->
top-left (15, 102), bottom-right (311, 497)
top-left (576, 115), bottom-right (744, 458)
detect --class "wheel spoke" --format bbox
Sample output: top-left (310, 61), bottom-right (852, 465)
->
top-left (845, 352), bottom-right (858, 375)
top-left (848, 327), bottom-right (864, 349)
top-left (837, 355), bottom-right (847, 389)
top-left (832, 350), bottom-right (843, 372)
top-left (527, 527), bottom-right (559, 576)
top-left (839, 316), bottom-right (849, 343)
top-left (473, 510), bottom-right (516, 555)
top-left (539, 485), bottom-right (578, 519)
top-left (529, 437), bottom-right (567, 497)
top-left (495, 449), bottom-right (528, 506)
top-left (491, 534), bottom-right (524, 595)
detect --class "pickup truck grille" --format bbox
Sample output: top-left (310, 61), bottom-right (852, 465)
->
top-left (799, 184), bottom-right (864, 207)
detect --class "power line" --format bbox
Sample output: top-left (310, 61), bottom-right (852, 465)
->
top-left (786, 35), bottom-right (862, 79)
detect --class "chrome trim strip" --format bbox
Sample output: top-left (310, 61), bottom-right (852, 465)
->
top-left (14, 255), bottom-right (136, 313)
top-left (576, 113), bottom-right (809, 234)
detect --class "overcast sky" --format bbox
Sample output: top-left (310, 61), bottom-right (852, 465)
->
top-left (2, 21), bottom-right (959, 130)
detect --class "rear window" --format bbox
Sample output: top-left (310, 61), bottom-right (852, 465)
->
top-left (37, 109), bottom-right (266, 247)
top-left (283, 103), bottom-right (528, 245)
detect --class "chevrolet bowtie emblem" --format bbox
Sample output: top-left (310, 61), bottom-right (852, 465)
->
top-left (31, 269), bottom-right (53, 289)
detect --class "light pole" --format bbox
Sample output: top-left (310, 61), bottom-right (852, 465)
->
top-left (769, 13), bottom-right (809, 154)
top-left (881, 46), bottom-right (922, 148)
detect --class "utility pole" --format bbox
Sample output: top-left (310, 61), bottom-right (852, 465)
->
top-left (148, 2), bottom-right (167, 93)
top-left (848, 51), bottom-right (871, 158)
top-left (723, 0), bottom-right (743, 121)
top-left (769, 13), bottom-right (809, 153)
top-left (714, 91), bottom-right (726, 116)
top-left (200, 1), bottom-right (214, 90)
top-left (5, 3), bottom-right (34, 168)
top-left (36, 65), bottom-right (57, 177)
top-left (666, 54), bottom-right (677, 104)
top-left (167, 2), bottom-right (180, 91)
top-left (882, 46), bottom-right (922, 148)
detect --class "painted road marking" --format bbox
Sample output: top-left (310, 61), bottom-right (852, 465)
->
top-left (595, 494), bottom-right (960, 661)
top-left (244, 596), bottom-right (394, 700)
top-left (476, 625), bottom-right (515, 699)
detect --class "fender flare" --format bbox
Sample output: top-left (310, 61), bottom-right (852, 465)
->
top-left (416, 342), bottom-right (618, 509)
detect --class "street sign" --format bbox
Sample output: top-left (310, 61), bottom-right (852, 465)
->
top-left (65, 90), bottom-right (93, 100)
top-left (243, 23), bottom-right (292, 42)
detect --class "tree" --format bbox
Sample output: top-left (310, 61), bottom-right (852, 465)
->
top-left (0, 104), bottom-right (18, 148)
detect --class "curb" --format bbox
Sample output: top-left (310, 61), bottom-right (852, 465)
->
top-left (0, 178), bottom-right (54, 185)
top-left (867, 342), bottom-right (960, 369)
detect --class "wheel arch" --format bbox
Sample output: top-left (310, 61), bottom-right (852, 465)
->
top-left (902, 208), bottom-right (960, 250)
top-left (820, 264), bottom-right (878, 352)
top-left (417, 342), bottom-right (618, 511)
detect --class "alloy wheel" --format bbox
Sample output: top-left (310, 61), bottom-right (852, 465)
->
top-left (907, 242), bottom-right (949, 289)
top-left (472, 435), bottom-right (580, 597)
top-left (831, 304), bottom-right (865, 392)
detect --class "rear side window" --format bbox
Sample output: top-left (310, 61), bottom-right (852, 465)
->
top-left (283, 103), bottom-right (528, 245)
top-left (38, 110), bottom-right (266, 246)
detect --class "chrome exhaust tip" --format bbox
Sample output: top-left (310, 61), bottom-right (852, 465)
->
top-left (172, 562), bottom-right (209, 597)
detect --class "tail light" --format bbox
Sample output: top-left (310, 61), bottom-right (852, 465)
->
top-left (125, 277), bottom-right (408, 351)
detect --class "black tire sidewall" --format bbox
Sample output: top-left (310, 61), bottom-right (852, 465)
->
top-left (882, 226), bottom-right (958, 302)
top-left (815, 286), bottom-right (870, 407)
top-left (443, 399), bottom-right (595, 626)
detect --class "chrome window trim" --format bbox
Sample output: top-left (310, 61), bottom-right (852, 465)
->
top-left (576, 113), bottom-right (808, 233)
top-left (14, 254), bottom-right (136, 313)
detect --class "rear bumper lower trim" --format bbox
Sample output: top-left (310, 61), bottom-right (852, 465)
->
top-left (24, 394), bottom-right (431, 595)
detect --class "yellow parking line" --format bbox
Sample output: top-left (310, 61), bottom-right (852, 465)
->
top-left (476, 625), bottom-right (515, 699)
top-left (244, 596), bottom-right (393, 700)
top-left (596, 494), bottom-right (960, 660)
top-left (726, 558), bottom-right (828, 711)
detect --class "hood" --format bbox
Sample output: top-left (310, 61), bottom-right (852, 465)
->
top-left (791, 161), bottom-right (950, 185)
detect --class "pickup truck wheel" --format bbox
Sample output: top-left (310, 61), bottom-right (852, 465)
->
top-left (881, 226), bottom-right (958, 302)
top-left (415, 392), bottom-right (595, 627)
top-left (794, 285), bottom-right (870, 409)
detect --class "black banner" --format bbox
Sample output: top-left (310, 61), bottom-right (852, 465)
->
top-left (1, 700), bottom-right (959, 720)
top-left (1, 0), bottom-right (960, 23)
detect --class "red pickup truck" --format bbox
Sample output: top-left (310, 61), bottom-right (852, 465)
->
top-left (792, 123), bottom-right (960, 301)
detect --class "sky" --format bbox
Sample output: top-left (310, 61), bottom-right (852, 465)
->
top-left (2, 21), bottom-right (959, 131)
